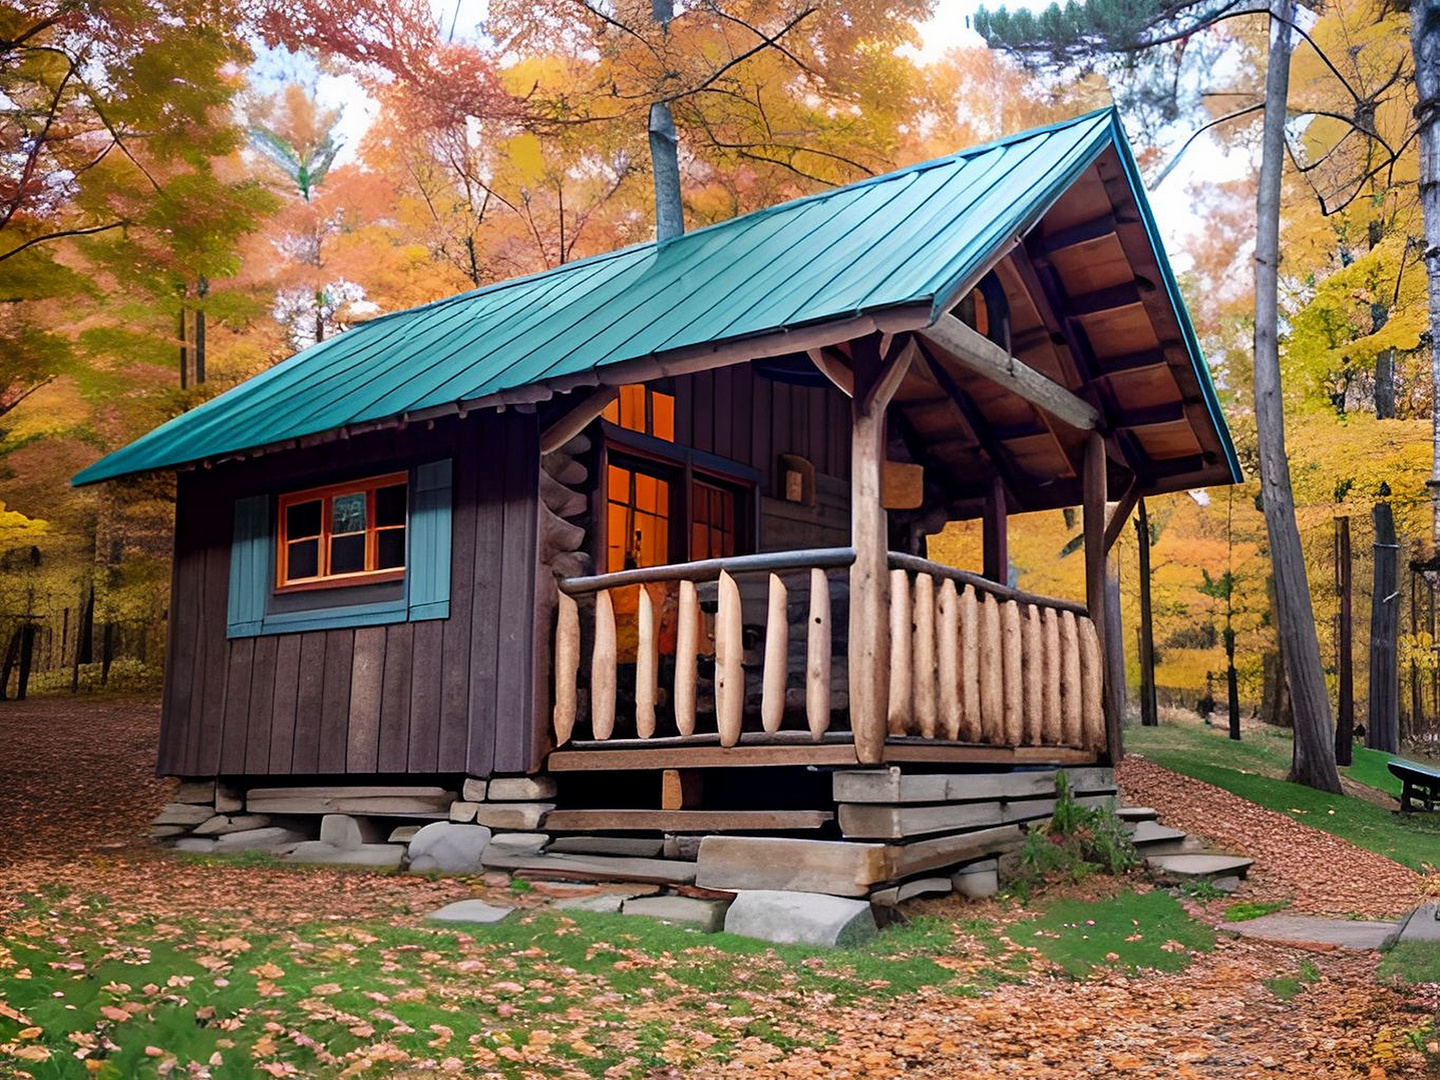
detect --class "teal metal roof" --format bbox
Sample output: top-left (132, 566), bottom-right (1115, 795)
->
top-left (75, 108), bottom-right (1236, 486)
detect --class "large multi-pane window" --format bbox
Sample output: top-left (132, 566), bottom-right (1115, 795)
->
top-left (276, 473), bottom-right (407, 590)
top-left (691, 478), bottom-right (737, 561)
top-left (606, 462), bottom-right (672, 572)
top-left (603, 384), bottom-right (675, 441)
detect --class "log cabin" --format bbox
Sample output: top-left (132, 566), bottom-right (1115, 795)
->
top-left (74, 109), bottom-right (1240, 876)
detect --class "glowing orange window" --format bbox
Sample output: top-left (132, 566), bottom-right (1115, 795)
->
top-left (691, 479), bottom-right (737, 561)
top-left (602, 385), bottom-right (674, 441)
top-left (606, 462), bottom-right (672, 572)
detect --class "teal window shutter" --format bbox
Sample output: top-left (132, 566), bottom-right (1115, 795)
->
top-left (227, 494), bottom-right (270, 637)
top-left (408, 459), bottom-right (452, 621)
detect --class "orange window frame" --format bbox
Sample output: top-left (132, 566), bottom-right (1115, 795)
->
top-left (275, 471), bottom-right (408, 592)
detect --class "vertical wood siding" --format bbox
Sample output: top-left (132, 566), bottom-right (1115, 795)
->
top-left (158, 412), bottom-right (540, 779)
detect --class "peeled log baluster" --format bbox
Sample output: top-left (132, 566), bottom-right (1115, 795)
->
top-left (937, 579), bottom-right (961, 740)
top-left (887, 570), bottom-right (913, 736)
top-left (635, 586), bottom-right (658, 738)
top-left (675, 580), bottom-right (699, 737)
top-left (1022, 605), bottom-right (1044, 746)
top-left (806, 568), bottom-right (832, 741)
top-left (1000, 600), bottom-right (1023, 746)
top-left (1059, 609), bottom-right (1083, 746)
top-left (761, 574), bottom-right (789, 733)
top-left (591, 590), bottom-right (617, 740)
top-left (1078, 616), bottom-right (1106, 752)
top-left (715, 570), bottom-right (744, 747)
top-left (958, 585), bottom-right (981, 742)
top-left (979, 593), bottom-right (1004, 743)
top-left (913, 573), bottom-right (937, 739)
top-left (553, 592), bottom-right (580, 744)
top-left (1042, 607), bottom-right (1062, 744)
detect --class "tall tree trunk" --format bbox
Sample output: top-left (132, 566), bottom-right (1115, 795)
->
top-left (1335, 514), bottom-right (1354, 764)
top-left (178, 304), bottom-right (188, 389)
top-left (1253, 0), bottom-right (1342, 792)
top-left (1136, 500), bottom-right (1158, 727)
top-left (1368, 495), bottom-right (1401, 752)
top-left (1415, 0), bottom-right (1440, 542)
top-left (649, 0), bottom-right (683, 240)
top-left (195, 278), bottom-right (208, 384)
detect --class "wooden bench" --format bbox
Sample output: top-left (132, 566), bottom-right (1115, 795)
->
top-left (1388, 760), bottom-right (1440, 813)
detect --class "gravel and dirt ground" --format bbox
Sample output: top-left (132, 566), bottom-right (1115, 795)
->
top-left (0, 694), bottom-right (1436, 1078)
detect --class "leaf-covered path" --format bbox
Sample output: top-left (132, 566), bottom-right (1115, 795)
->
top-left (0, 696), bottom-right (1433, 1078)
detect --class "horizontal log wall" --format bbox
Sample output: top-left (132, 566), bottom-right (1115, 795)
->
top-left (160, 411), bottom-right (540, 779)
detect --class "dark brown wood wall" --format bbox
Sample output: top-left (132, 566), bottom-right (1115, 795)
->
top-left (671, 365), bottom-right (852, 552)
top-left (159, 411), bottom-right (540, 779)
top-left (672, 365), bottom-right (852, 482)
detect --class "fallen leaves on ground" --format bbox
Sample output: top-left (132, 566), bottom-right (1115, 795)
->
top-left (1117, 756), bottom-right (1423, 918)
top-left (0, 696), bottom-right (1434, 1078)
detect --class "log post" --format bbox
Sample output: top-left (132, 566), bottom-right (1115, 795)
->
top-left (849, 335), bottom-right (913, 764)
top-left (806, 568), bottom-right (832, 740)
top-left (761, 573), bottom-right (788, 733)
top-left (674, 579), bottom-right (699, 736)
top-left (1083, 432), bottom-right (1121, 759)
top-left (913, 572), bottom-right (937, 738)
top-left (982, 475), bottom-right (1008, 583)
top-left (887, 569), bottom-right (913, 735)
top-left (636, 586), bottom-right (658, 738)
top-left (591, 590), bottom-right (617, 740)
top-left (553, 593), bottom-right (580, 744)
top-left (958, 584), bottom-right (981, 742)
top-left (716, 570), bottom-right (744, 747)
top-left (937, 579), bottom-right (960, 739)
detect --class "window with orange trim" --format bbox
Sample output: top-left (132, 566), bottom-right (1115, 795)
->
top-left (276, 472), bottom-right (408, 590)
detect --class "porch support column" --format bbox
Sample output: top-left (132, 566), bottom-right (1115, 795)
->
top-left (1082, 431), bottom-right (1122, 761)
top-left (982, 475), bottom-right (1008, 583)
top-left (850, 334), bottom-right (914, 765)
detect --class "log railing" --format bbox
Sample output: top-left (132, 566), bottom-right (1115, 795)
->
top-left (886, 554), bottom-right (1106, 752)
top-left (553, 549), bottom-right (856, 747)
top-left (550, 548), bottom-right (1106, 754)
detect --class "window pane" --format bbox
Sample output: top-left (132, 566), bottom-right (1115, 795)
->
top-left (332, 492), bottom-right (367, 535)
top-left (331, 533), bottom-right (365, 574)
top-left (619, 384), bottom-right (645, 430)
top-left (607, 503), bottom-right (628, 572)
top-left (288, 538), bottom-right (319, 580)
top-left (287, 499), bottom-right (322, 539)
top-left (652, 391), bottom-right (674, 441)
top-left (377, 527), bottom-right (406, 569)
top-left (376, 484), bottom-right (406, 527)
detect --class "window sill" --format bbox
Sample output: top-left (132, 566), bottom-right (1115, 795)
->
top-left (228, 596), bottom-right (449, 638)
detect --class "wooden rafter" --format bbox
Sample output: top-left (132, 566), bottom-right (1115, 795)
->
top-left (918, 314), bottom-right (1099, 432)
top-left (540, 386), bottom-right (618, 454)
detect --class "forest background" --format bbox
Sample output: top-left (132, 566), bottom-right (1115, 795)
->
top-left (1, 0), bottom-right (1430, 733)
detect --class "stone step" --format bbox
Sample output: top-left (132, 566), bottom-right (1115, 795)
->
top-left (1129, 822), bottom-right (1188, 852)
top-left (1146, 853), bottom-right (1253, 880)
top-left (1219, 913), bottom-right (1398, 950)
top-left (1117, 806), bottom-right (1159, 822)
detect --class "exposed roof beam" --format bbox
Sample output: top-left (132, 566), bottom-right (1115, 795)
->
top-left (1065, 280), bottom-right (1142, 318)
top-left (914, 338), bottom-right (1036, 508)
top-left (1103, 480), bottom-right (1139, 554)
top-left (540, 386), bottom-right (618, 454)
top-left (806, 346), bottom-right (854, 397)
top-left (1040, 212), bottom-right (1117, 254)
top-left (918, 313), bottom-right (1100, 432)
top-left (1094, 346), bottom-right (1178, 378)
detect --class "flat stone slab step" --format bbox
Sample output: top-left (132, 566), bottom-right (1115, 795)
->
top-left (492, 853), bottom-right (697, 887)
top-left (1129, 822), bottom-right (1187, 846)
top-left (1218, 914), bottom-right (1399, 951)
top-left (1147, 853), bottom-right (1253, 879)
top-left (1117, 806), bottom-right (1159, 822)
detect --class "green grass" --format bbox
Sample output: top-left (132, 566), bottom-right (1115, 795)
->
top-left (0, 896), bottom-right (994, 1078)
top-left (1006, 889), bottom-right (1214, 978)
top-left (1378, 941), bottom-right (1440, 985)
top-left (1264, 958), bottom-right (1321, 1000)
top-left (1129, 722), bottom-right (1440, 872)
top-left (1224, 898), bottom-right (1292, 922)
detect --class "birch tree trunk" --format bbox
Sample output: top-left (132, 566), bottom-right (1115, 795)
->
top-left (650, 0), bottom-right (684, 241)
top-left (1253, 0), bottom-right (1342, 793)
top-left (1413, 0), bottom-right (1440, 542)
